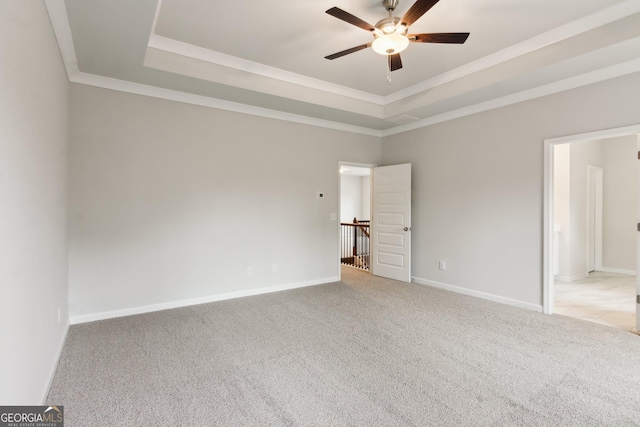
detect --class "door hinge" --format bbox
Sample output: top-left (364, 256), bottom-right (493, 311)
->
top-left (637, 223), bottom-right (640, 232)
top-left (637, 151), bottom-right (640, 160)
top-left (637, 295), bottom-right (640, 304)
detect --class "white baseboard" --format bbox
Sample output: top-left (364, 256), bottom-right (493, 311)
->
top-left (555, 272), bottom-right (589, 282)
top-left (41, 321), bottom-right (69, 404)
top-left (70, 276), bottom-right (339, 325)
top-left (600, 266), bottom-right (636, 275)
top-left (411, 276), bottom-right (543, 313)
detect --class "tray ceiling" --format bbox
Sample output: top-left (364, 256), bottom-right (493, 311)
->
top-left (49, 0), bottom-right (640, 135)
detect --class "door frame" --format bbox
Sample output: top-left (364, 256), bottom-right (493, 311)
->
top-left (337, 161), bottom-right (376, 281)
top-left (543, 124), bottom-right (640, 315)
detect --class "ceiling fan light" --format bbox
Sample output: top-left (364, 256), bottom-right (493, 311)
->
top-left (381, 23), bottom-right (396, 34)
top-left (372, 34), bottom-right (409, 55)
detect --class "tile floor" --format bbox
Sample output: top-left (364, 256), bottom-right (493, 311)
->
top-left (554, 271), bottom-right (637, 332)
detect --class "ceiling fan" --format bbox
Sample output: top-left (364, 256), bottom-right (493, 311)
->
top-left (325, 0), bottom-right (469, 72)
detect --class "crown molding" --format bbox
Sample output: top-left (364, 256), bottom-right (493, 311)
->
top-left (44, 0), bottom-right (78, 79)
top-left (68, 57), bottom-right (640, 140)
top-left (45, 0), bottom-right (640, 138)
top-left (143, 45), bottom-right (385, 119)
top-left (70, 72), bottom-right (384, 137)
top-left (149, 0), bottom-right (640, 108)
top-left (45, 0), bottom-right (383, 136)
top-left (381, 58), bottom-right (640, 137)
top-left (148, 0), bottom-right (384, 106)
top-left (149, 0), bottom-right (163, 37)
top-left (148, 34), bottom-right (386, 106)
top-left (383, 0), bottom-right (640, 104)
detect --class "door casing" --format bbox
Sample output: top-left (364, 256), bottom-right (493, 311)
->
top-left (543, 124), bottom-right (640, 315)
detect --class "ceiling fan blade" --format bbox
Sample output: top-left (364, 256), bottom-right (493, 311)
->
top-left (388, 53), bottom-right (403, 72)
top-left (409, 33), bottom-right (470, 44)
top-left (326, 7), bottom-right (376, 32)
top-left (401, 0), bottom-right (441, 27)
top-left (325, 42), bottom-right (372, 60)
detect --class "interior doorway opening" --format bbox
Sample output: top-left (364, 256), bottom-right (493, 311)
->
top-left (544, 126), bottom-right (640, 332)
top-left (339, 164), bottom-right (372, 273)
top-left (338, 161), bottom-right (413, 283)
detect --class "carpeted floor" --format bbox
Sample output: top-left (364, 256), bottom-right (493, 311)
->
top-left (47, 267), bottom-right (640, 426)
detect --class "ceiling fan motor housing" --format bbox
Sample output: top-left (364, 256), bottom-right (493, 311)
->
top-left (375, 16), bottom-right (404, 34)
top-left (383, 0), bottom-right (399, 12)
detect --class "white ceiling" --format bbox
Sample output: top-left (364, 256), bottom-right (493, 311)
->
top-left (54, 0), bottom-right (640, 135)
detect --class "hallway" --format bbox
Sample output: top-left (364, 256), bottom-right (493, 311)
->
top-left (555, 272), bottom-right (636, 332)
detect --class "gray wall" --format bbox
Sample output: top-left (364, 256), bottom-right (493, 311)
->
top-left (340, 174), bottom-right (371, 223)
top-left (361, 176), bottom-right (371, 221)
top-left (554, 139), bottom-right (605, 280)
top-left (0, 2), bottom-right (69, 404)
top-left (554, 135), bottom-right (637, 280)
top-left (340, 174), bottom-right (364, 223)
top-left (568, 140), bottom-right (603, 278)
top-left (68, 84), bottom-right (381, 319)
top-left (381, 72), bottom-right (640, 308)
top-left (554, 140), bottom-right (606, 281)
top-left (603, 135), bottom-right (637, 272)
top-left (553, 144), bottom-right (570, 277)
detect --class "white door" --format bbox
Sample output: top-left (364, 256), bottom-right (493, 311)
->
top-left (371, 164), bottom-right (411, 282)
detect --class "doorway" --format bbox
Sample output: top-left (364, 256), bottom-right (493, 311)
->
top-left (338, 162), bottom-right (413, 283)
top-left (544, 125), bottom-right (640, 332)
top-left (339, 164), bottom-right (372, 273)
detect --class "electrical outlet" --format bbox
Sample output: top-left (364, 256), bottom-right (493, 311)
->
top-left (247, 266), bottom-right (253, 276)
top-left (272, 264), bottom-right (278, 273)
top-left (439, 261), bottom-right (446, 271)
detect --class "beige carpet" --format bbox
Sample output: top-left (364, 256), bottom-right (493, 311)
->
top-left (47, 267), bottom-right (640, 425)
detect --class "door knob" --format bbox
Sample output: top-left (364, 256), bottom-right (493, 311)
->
top-left (403, 227), bottom-right (409, 231)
